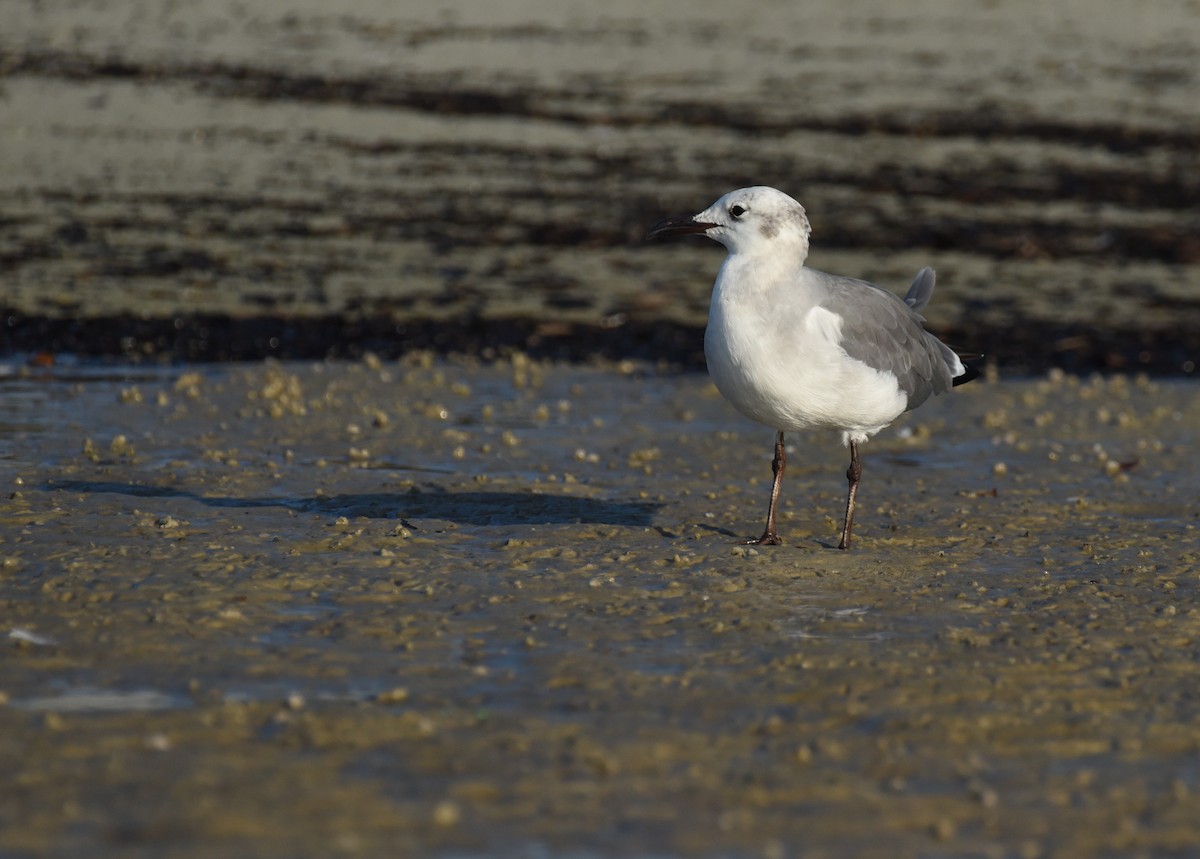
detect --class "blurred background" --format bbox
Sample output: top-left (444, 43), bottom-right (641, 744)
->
top-left (2, 0), bottom-right (1197, 371)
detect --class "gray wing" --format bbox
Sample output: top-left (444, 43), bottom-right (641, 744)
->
top-left (812, 269), bottom-right (960, 412)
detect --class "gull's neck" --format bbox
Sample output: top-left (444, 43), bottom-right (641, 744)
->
top-left (716, 239), bottom-right (810, 299)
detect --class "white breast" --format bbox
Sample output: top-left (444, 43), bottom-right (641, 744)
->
top-left (704, 265), bottom-right (908, 442)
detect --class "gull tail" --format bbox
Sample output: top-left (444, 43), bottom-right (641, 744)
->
top-left (904, 266), bottom-right (936, 312)
top-left (912, 266), bottom-right (982, 387)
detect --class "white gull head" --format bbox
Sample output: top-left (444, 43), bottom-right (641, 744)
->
top-left (648, 185), bottom-right (812, 261)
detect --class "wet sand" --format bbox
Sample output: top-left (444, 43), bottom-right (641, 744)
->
top-left (3, 356), bottom-right (1200, 857)
top-left (4, 1), bottom-right (1200, 856)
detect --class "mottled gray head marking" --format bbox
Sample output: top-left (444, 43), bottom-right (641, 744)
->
top-left (743, 188), bottom-right (810, 244)
top-left (679, 185), bottom-right (813, 260)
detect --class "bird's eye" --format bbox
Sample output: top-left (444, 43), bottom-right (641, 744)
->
top-left (730, 205), bottom-right (746, 218)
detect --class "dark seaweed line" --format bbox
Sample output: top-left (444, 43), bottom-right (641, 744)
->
top-left (5, 189), bottom-right (1197, 265)
top-left (4, 49), bottom-right (1198, 155)
top-left (651, 102), bottom-right (1200, 156)
top-left (322, 135), bottom-right (1199, 213)
top-left (2, 309), bottom-right (1197, 375)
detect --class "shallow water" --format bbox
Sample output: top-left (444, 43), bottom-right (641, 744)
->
top-left (3, 355), bottom-right (1199, 857)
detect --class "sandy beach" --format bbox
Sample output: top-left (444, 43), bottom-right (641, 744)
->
top-left (1, 0), bottom-right (1198, 370)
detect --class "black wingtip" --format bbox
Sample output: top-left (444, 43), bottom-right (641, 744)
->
top-left (953, 361), bottom-right (983, 387)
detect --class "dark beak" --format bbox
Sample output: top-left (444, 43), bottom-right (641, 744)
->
top-left (645, 214), bottom-right (719, 241)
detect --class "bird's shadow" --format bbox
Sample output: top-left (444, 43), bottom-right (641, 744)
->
top-left (44, 481), bottom-right (661, 528)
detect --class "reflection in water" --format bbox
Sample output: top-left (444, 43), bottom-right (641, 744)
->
top-left (9, 688), bottom-right (191, 713)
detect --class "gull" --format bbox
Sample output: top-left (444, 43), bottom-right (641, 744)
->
top-left (647, 186), bottom-right (978, 549)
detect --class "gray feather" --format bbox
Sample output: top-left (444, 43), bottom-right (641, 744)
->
top-left (811, 269), bottom-right (958, 412)
top-left (904, 266), bottom-right (936, 312)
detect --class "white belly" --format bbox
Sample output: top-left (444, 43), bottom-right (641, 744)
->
top-left (705, 298), bottom-right (908, 442)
